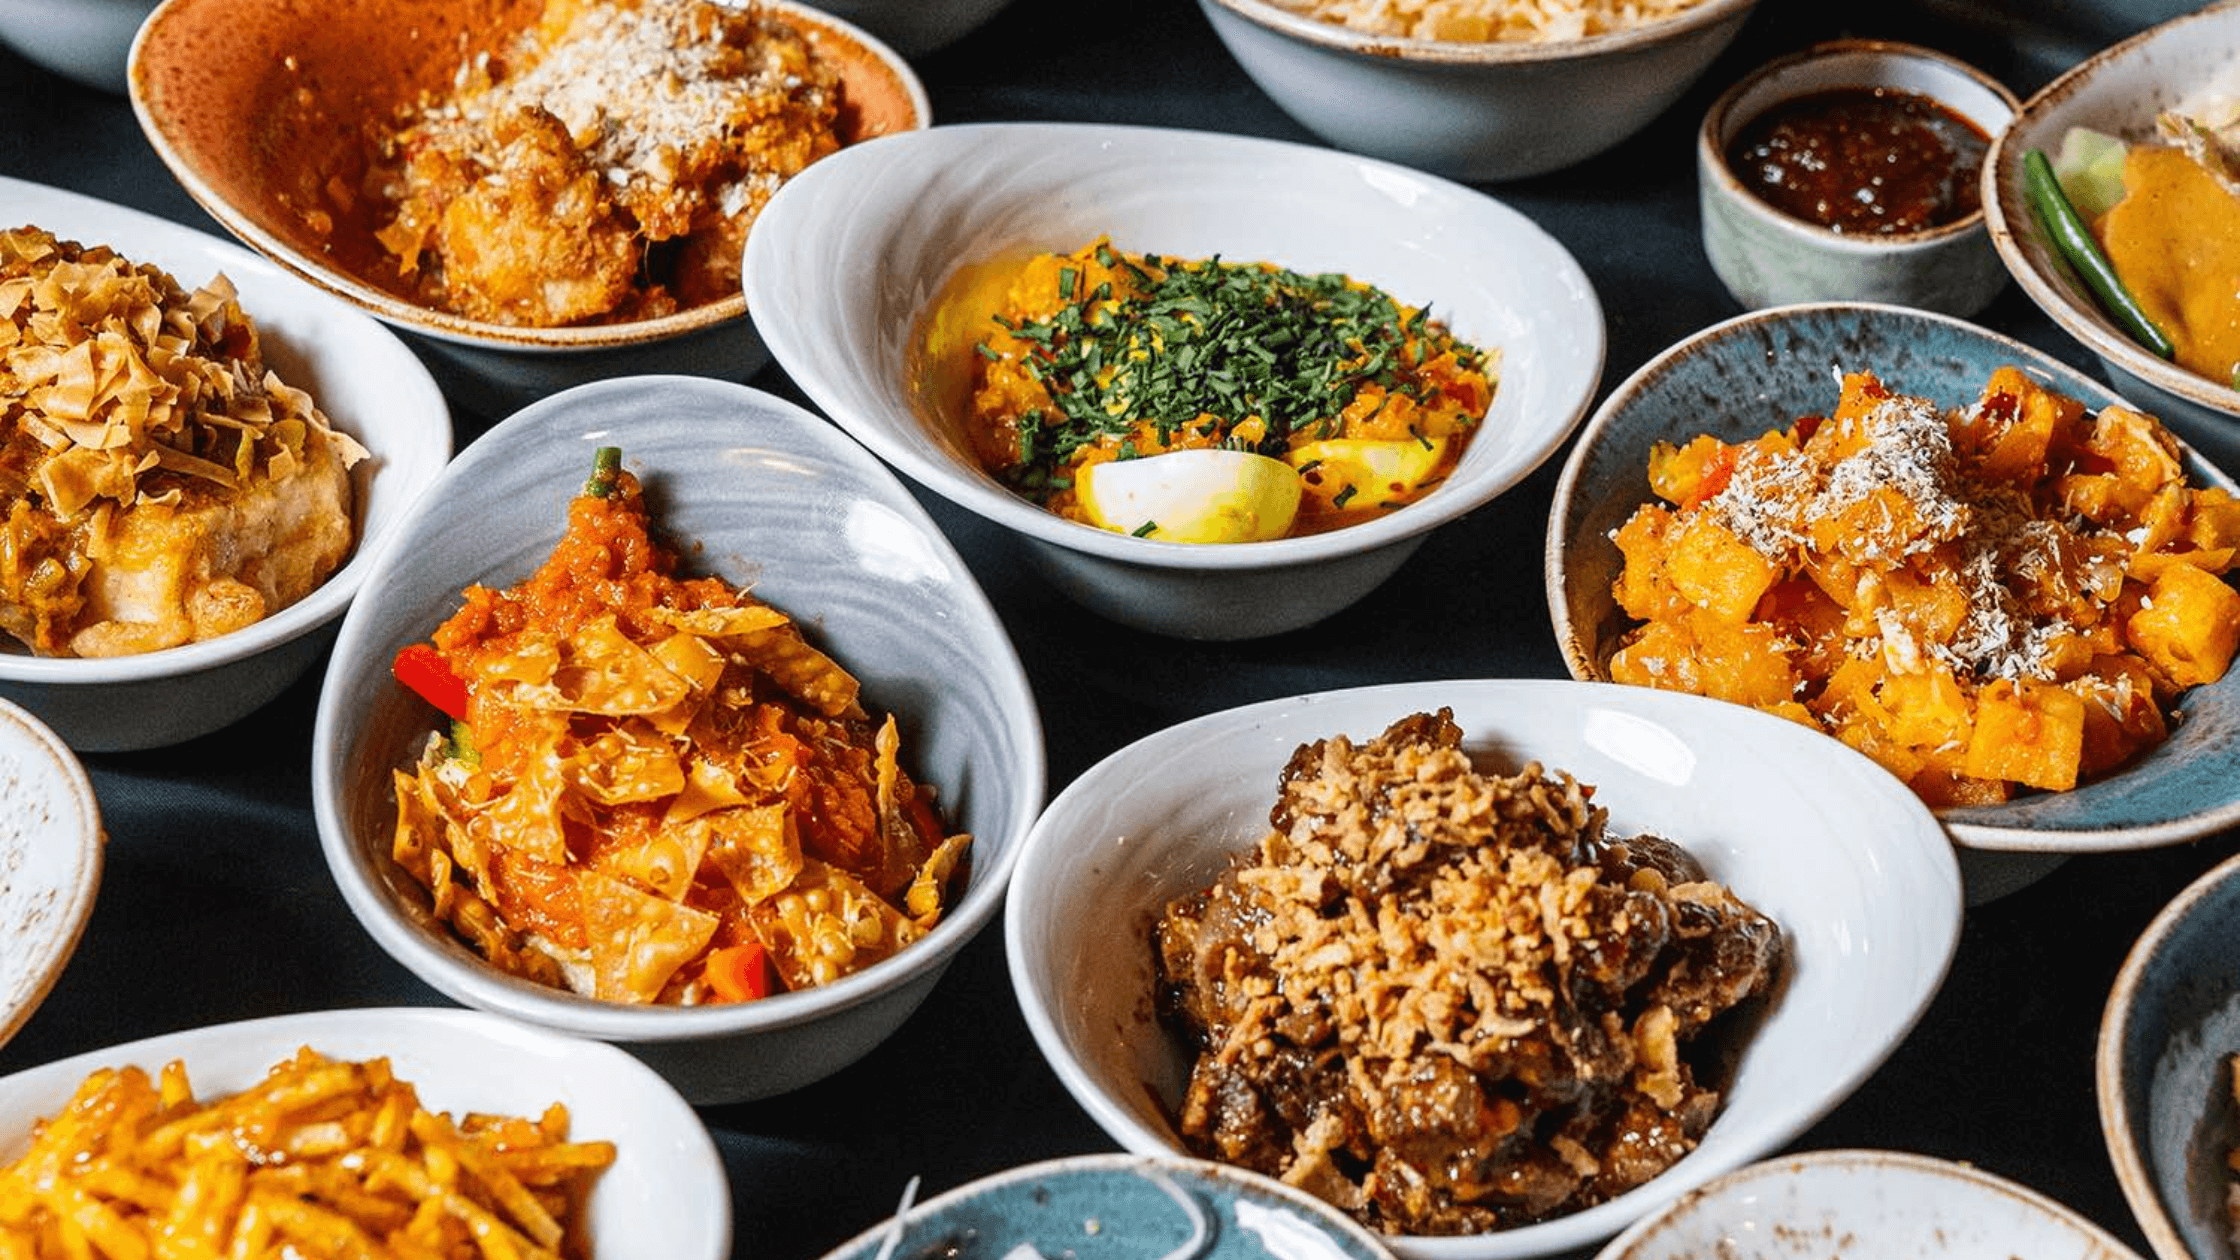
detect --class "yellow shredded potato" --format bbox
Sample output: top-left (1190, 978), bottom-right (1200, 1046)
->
top-left (0, 1048), bottom-right (615, 1260)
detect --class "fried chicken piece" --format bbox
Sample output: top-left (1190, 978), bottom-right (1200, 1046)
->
top-left (422, 107), bottom-right (641, 327)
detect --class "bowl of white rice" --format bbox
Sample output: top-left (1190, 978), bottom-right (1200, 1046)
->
top-left (1197, 0), bottom-right (1764, 181)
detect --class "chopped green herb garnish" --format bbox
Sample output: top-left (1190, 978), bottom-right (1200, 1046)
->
top-left (1332, 483), bottom-right (1358, 510)
top-left (1132, 520), bottom-right (1159, 537)
top-left (981, 249), bottom-right (1487, 503)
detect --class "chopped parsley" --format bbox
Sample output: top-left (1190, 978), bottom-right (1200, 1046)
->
top-left (977, 249), bottom-right (1487, 503)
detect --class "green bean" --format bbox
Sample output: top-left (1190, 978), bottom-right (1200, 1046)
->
top-left (2022, 148), bottom-right (2176, 360)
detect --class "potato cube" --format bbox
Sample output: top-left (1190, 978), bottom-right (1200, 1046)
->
top-left (1610, 611), bottom-right (1796, 709)
top-left (1958, 365), bottom-right (2084, 484)
top-left (2127, 563), bottom-right (2240, 687)
top-left (1879, 667), bottom-right (1972, 754)
top-left (2074, 657), bottom-right (2168, 778)
top-left (1667, 516), bottom-right (1777, 624)
top-left (1964, 679), bottom-right (2086, 792)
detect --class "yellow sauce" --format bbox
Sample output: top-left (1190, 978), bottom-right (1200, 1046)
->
top-left (2099, 144), bottom-right (2240, 387)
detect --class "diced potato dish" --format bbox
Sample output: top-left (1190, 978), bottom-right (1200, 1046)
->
top-left (1607, 368), bottom-right (2240, 803)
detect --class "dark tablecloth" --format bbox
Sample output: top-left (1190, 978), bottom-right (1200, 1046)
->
top-left (2, 1), bottom-right (2234, 1256)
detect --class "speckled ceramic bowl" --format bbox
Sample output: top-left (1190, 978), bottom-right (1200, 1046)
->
top-left (1597, 1149), bottom-right (2148, 1260)
top-left (817, 1154), bottom-right (1398, 1260)
top-left (0, 698), bottom-right (101, 1053)
top-left (1983, 0), bottom-right (2240, 474)
top-left (1700, 40), bottom-right (2019, 317)
top-left (0, 176), bottom-right (452, 753)
top-left (129, 0), bottom-right (928, 417)
top-left (1546, 303), bottom-right (2240, 883)
top-left (1009, 678), bottom-right (1960, 1260)
top-left (744, 122), bottom-right (1604, 640)
top-left (1196, 0), bottom-right (1762, 182)
top-left (2098, 848), bottom-right (2240, 1260)
top-left (313, 375), bottom-right (1044, 1105)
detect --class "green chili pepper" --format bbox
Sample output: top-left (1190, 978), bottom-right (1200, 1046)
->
top-left (585, 446), bottom-right (623, 499)
top-left (2022, 148), bottom-right (2176, 361)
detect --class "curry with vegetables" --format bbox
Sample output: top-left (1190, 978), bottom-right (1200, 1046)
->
top-left (1606, 368), bottom-right (2240, 805)
top-left (936, 237), bottom-right (1497, 541)
top-left (2041, 103), bottom-right (2240, 391)
top-left (389, 449), bottom-right (969, 1005)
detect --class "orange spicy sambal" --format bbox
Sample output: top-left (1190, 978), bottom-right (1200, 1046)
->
top-left (389, 448), bottom-right (969, 1005)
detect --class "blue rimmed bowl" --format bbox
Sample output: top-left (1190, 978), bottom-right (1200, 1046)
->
top-left (2098, 848), bottom-right (2240, 1260)
top-left (817, 1153), bottom-right (1398, 1260)
top-left (1546, 302), bottom-right (2240, 896)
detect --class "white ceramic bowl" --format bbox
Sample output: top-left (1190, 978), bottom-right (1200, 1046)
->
top-left (0, 176), bottom-right (451, 752)
top-left (1007, 678), bottom-right (1962, 1260)
top-left (0, 698), bottom-right (101, 1053)
top-left (0, 0), bottom-right (156, 93)
top-left (798, 0), bottom-right (1015, 54)
top-left (2098, 848), bottom-right (2240, 1260)
top-left (129, 0), bottom-right (929, 418)
top-left (313, 374), bottom-right (1045, 1105)
top-left (744, 121), bottom-right (1604, 640)
top-left (1699, 40), bottom-right (2019, 317)
top-left (1195, 0), bottom-right (1761, 182)
top-left (0, 1006), bottom-right (730, 1260)
top-left (1596, 1149), bottom-right (2148, 1260)
top-left (1983, 1), bottom-right (2240, 473)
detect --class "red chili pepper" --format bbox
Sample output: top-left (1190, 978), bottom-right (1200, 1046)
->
top-left (392, 643), bottom-right (469, 720)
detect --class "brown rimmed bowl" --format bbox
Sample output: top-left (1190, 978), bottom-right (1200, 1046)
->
top-left (128, 0), bottom-right (929, 416)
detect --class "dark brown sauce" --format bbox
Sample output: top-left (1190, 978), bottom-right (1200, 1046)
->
top-left (1725, 85), bottom-right (1990, 234)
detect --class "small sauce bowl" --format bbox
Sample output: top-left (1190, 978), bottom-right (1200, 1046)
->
top-left (1698, 40), bottom-right (2019, 317)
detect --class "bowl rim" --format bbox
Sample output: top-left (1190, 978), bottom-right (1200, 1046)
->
top-left (1596, 1147), bottom-right (2153, 1260)
top-left (1542, 298), bottom-right (2240, 854)
top-left (125, 0), bottom-right (931, 352)
top-left (0, 695), bottom-right (102, 1051)
top-left (1198, 0), bottom-right (1763, 65)
top-left (1005, 675), bottom-right (1961, 1260)
top-left (0, 173), bottom-right (453, 685)
top-left (1698, 37), bottom-right (2020, 249)
top-left (746, 118), bottom-right (1607, 574)
top-left (312, 374), bottom-right (1046, 1043)
top-left (2094, 847), bottom-right (2240, 1260)
top-left (814, 1152), bottom-right (1402, 1260)
top-left (1980, 0), bottom-right (2240, 421)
